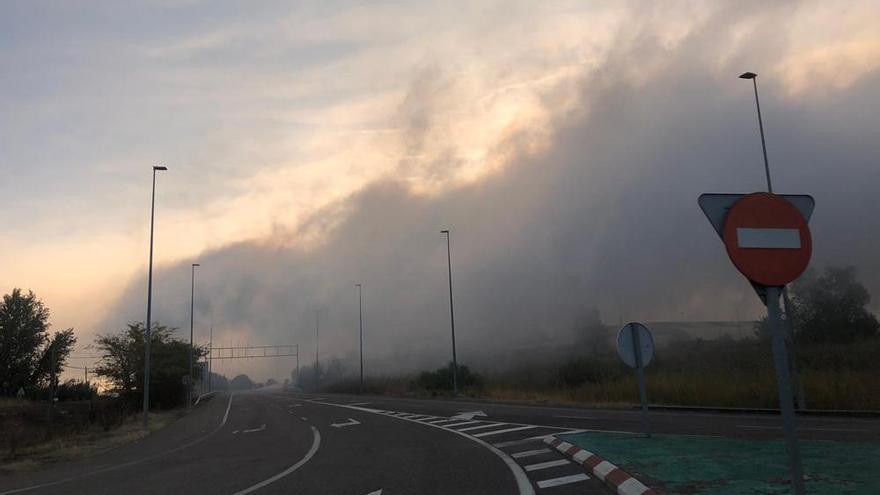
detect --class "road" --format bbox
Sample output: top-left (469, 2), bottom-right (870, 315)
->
top-left (1, 390), bottom-right (877, 494)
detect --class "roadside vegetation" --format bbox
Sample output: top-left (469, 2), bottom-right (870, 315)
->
top-left (0, 288), bottom-right (214, 466)
top-left (313, 265), bottom-right (880, 411)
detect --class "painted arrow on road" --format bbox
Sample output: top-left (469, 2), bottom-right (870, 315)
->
top-left (331, 418), bottom-right (361, 428)
top-left (242, 424), bottom-right (266, 434)
top-left (451, 410), bottom-right (487, 420)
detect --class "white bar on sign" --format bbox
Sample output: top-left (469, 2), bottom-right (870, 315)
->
top-left (736, 228), bottom-right (801, 249)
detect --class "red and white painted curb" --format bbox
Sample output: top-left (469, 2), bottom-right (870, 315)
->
top-left (544, 436), bottom-right (659, 495)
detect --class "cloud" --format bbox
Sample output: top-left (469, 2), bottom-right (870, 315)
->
top-left (95, 1), bottom-right (880, 382)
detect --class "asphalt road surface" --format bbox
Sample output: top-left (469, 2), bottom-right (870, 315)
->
top-left (2, 390), bottom-right (877, 494)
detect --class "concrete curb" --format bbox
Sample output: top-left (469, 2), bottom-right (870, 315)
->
top-left (544, 435), bottom-right (659, 495)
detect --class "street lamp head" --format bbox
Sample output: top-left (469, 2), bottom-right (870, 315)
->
top-left (355, 283), bottom-right (361, 287)
top-left (739, 72), bottom-right (757, 80)
top-left (440, 229), bottom-right (450, 234)
top-left (192, 263), bottom-right (200, 267)
top-left (153, 165), bottom-right (168, 171)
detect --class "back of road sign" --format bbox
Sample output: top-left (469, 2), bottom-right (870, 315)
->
top-left (617, 323), bottom-right (654, 368)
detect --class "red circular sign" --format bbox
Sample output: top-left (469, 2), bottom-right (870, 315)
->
top-left (722, 192), bottom-right (812, 286)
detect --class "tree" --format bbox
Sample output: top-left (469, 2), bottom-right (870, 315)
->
top-left (94, 323), bottom-right (206, 408)
top-left (756, 266), bottom-right (880, 343)
top-left (229, 374), bottom-right (255, 390)
top-left (0, 289), bottom-right (76, 395)
top-left (789, 266), bottom-right (879, 343)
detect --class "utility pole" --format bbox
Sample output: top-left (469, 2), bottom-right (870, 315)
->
top-left (144, 165), bottom-right (167, 428)
top-left (440, 230), bottom-right (459, 395)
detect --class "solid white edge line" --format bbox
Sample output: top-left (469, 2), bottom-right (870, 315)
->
top-left (306, 400), bottom-right (536, 495)
top-left (535, 473), bottom-right (589, 488)
top-left (0, 393), bottom-right (236, 495)
top-left (231, 426), bottom-right (321, 495)
top-left (222, 392), bottom-right (233, 425)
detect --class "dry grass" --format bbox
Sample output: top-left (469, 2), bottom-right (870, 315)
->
top-left (484, 369), bottom-right (880, 410)
top-left (0, 410), bottom-right (180, 474)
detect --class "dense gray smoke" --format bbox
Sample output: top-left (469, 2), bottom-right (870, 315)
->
top-left (100, 7), bottom-right (880, 380)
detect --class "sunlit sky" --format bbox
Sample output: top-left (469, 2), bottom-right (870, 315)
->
top-left (2, 1), bottom-right (880, 379)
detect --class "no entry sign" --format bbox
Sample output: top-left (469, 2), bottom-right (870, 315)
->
top-left (721, 192), bottom-right (812, 286)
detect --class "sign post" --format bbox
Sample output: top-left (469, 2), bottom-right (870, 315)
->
top-left (617, 322), bottom-right (654, 438)
top-left (700, 191), bottom-right (813, 495)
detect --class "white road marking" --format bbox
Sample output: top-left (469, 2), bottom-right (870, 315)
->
top-left (474, 425), bottom-right (538, 438)
top-left (457, 423), bottom-right (505, 432)
top-left (300, 417), bottom-right (308, 421)
top-left (232, 430), bottom-right (240, 434)
top-left (511, 448), bottom-right (552, 459)
top-left (536, 473), bottom-right (589, 488)
top-left (451, 410), bottom-right (488, 420)
top-left (307, 400), bottom-right (535, 495)
top-left (425, 418), bottom-right (458, 424)
top-left (242, 424), bottom-right (266, 434)
top-left (438, 420), bottom-right (482, 428)
top-left (331, 418), bottom-right (361, 428)
top-left (365, 490), bottom-right (382, 495)
top-left (398, 413), bottom-right (426, 419)
top-left (350, 402), bottom-right (371, 406)
top-left (232, 426), bottom-right (321, 495)
top-left (524, 459), bottom-right (571, 472)
top-left (222, 392), bottom-right (234, 424)
top-left (493, 436), bottom-right (550, 449)
top-left (0, 393), bottom-right (236, 495)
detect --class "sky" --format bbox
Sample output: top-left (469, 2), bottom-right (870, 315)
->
top-left (2, 0), bottom-right (879, 381)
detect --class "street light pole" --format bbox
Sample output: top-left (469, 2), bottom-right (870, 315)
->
top-left (440, 230), bottom-right (459, 396)
top-left (739, 72), bottom-right (773, 192)
top-left (188, 263), bottom-right (200, 410)
top-left (208, 312), bottom-right (213, 393)
top-left (144, 165), bottom-right (167, 428)
top-left (356, 284), bottom-right (364, 394)
top-left (315, 309), bottom-right (320, 387)
top-left (740, 72), bottom-right (805, 495)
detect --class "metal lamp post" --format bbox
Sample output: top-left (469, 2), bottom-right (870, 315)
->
top-left (739, 71), bottom-right (805, 495)
top-left (440, 230), bottom-right (459, 396)
top-left (188, 263), bottom-right (200, 410)
top-left (356, 284), bottom-right (364, 394)
top-left (144, 165), bottom-right (167, 428)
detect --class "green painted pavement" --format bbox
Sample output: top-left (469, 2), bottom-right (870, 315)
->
top-left (559, 430), bottom-right (879, 494)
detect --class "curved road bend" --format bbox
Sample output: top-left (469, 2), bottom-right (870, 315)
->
top-left (1, 390), bottom-right (605, 494)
